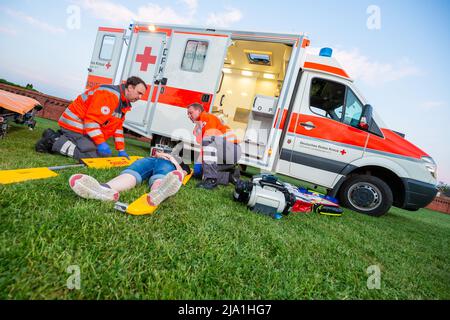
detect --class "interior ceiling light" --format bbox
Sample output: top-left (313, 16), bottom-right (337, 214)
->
top-left (241, 70), bottom-right (253, 77)
top-left (263, 73), bottom-right (276, 79)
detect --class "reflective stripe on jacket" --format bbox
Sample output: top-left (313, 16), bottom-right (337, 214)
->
top-left (58, 84), bottom-right (131, 150)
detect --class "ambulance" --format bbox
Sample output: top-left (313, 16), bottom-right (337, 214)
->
top-left (84, 22), bottom-right (438, 216)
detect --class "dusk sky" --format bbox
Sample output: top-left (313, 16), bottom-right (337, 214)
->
top-left (0, 0), bottom-right (449, 183)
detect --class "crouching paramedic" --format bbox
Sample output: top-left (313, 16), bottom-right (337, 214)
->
top-left (187, 103), bottom-right (242, 190)
top-left (35, 76), bottom-right (147, 160)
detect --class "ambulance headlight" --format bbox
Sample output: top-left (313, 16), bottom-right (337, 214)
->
top-left (422, 156), bottom-right (437, 179)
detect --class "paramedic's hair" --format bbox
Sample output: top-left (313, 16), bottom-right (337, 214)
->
top-left (126, 76), bottom-right (147, 90)
top-left (187, 103), bottom-right (204, 112)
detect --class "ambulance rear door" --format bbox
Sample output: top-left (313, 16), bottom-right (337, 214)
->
top-left (122, 25), bottom-right (170, 137)
top-left (148, 28), bottom-right (231, 144)
top-left (86, 27), bottom-right (126, 89)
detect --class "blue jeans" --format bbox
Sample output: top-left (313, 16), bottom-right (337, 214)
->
top-left (121, 157), bottom-right (176, 186)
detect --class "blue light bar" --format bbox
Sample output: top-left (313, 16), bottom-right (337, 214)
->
top-left (319, 47), bottom-right (333, 57)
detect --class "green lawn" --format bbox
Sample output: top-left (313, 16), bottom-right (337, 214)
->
top-left (0, 118), bottom-right (449, 299)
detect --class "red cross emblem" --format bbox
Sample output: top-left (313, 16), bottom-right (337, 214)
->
top-left (340, 149), bottom-right (347, 155)
top-left (136, 47), bottom-right (157, 72)
top-left (105, 62), bottom-right (111, 70)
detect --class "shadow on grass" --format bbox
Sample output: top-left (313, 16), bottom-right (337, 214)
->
top-left (2, 123), bottom-right (34, 135)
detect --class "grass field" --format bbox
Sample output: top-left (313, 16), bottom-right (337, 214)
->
top-left (0, 118), bottom-right (449, 299)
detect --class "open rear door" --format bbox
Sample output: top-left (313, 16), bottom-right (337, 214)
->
top-left (86, 27), bottom-right (126, 89)
top-left (122, 26), bottom-right (170, 137)
top-left (149, 29), bottom-right (231, 143)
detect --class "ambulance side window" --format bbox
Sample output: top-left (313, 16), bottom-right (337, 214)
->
top-left (181, 40), bottom-right (209, 72)
top-left (99, 35), bottom-right (116, 61)
top-left (309, 78), bottom-right (345, 121)
top-left (343, 89), bottom-right (364, 127)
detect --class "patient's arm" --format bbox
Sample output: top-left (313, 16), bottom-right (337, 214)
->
top-left (155, 151), bottom-right (187, 177)
top-left (166, 154), bottom-right (185, 176)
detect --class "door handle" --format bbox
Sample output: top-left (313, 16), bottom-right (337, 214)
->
top-left (202, 94), bottom-right (211, 103)
top-left (300, 122), bottom-right (316, 129)
top-left (155, 78), bottom-right (167, 86)
top-left (220, 95), bottom-right (225, 106)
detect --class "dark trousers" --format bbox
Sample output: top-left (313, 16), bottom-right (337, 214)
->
top-left (202, 136), bottom-right (242, 185)
top-left (52, 128), bottom-right (99, 160)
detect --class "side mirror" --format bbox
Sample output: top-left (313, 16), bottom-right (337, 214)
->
top-left (359, 104), bottom-right (373, 130)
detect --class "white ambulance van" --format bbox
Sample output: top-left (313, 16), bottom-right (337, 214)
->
top-left (85, 22), bottom-right (438, 216)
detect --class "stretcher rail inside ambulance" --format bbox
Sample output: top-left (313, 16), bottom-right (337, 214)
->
top-left (84, 22), bottom-right (438, 216)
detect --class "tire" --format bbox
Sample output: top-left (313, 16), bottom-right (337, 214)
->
top-left (339, 174), bottom-right (393, 217)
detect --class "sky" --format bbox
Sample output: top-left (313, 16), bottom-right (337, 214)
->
top-left (0, 0), bottom-right (449, 183)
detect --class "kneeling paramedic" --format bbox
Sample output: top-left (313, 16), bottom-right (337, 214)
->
top-left (187, 103), bottom-right (242, 190)
top-left (35, 76), bottom-right (147, 160)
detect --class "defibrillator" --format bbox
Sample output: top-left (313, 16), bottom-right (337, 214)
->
top-left (233, 174), bottom-right (296, 218)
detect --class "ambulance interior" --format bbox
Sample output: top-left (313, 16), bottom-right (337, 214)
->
top-left (213, 40), bottom-right (293, 160)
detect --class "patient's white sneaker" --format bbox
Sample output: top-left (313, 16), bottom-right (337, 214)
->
top-left (147, 171), bottom-right (182, 206)
top-left (69, 174), bottom-right (119, 202)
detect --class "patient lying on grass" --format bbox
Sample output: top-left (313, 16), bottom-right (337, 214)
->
top-left (69, 143), bottom-right (190, 206)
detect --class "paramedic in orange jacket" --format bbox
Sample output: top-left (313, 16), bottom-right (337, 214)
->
top-left (37, 77), bottom-right (147, 160)
top-left (187, 103), bottom-right (242, 189)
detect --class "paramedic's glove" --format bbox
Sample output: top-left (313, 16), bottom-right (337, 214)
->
top-left (97, 142), bottom-right (112, 157)
top-left (193, 163), bottom-right (203, 179)
top-left (118, 150), bottom-right (130, 160)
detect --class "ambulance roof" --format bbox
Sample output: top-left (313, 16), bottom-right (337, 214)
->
top-left (303, 54), bottom-right (353, 82)
top-left (132, 21), bottom-right (305, 43)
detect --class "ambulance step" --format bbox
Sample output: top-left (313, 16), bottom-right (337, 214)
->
top-left (243, 153), bottom-right (263, 160)
top-left (242, 139), bottom-right (266, 161)
top-left (244, 139), bottom-right (266, 147)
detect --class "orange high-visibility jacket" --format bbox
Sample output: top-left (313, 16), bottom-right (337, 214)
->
top-left (193, 111), bottom-right (239, 144)
top-left (58, 84), bottom-right (132, 151)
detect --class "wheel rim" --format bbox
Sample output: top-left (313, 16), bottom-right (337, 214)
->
top-left (347, 182), bottom-right (382, 211)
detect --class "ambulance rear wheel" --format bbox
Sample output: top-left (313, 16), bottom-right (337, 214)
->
top-left (339, 175), bottom-right (393, 217)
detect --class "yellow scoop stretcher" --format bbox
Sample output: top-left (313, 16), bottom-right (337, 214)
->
top-left (0, 156), bottom-right (143, 184)
top-left (114, 170), bottom-right (193, 216)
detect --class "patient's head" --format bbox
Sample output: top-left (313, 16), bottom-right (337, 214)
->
top-left (187, 103), bottom-right (204, 122)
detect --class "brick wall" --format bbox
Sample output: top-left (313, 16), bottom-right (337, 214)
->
top-left (0, 83), bottom-right (151, 143)
top-left (0, 83), bottom-right (69, 121)
top-left (426, 195), bottom-right (450, 214)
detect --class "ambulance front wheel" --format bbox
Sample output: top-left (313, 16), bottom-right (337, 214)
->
top-left (339, 175), bottom-right (393, 217)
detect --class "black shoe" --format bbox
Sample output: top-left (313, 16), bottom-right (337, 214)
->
top-left (35, 128), bottom-right (61, 153)
top-left (229, 167), bottom-right (241, 185)
top-left (35, 137), bottom-right (52, 153)
top-left (196, 178), bottom-right (218, 190)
